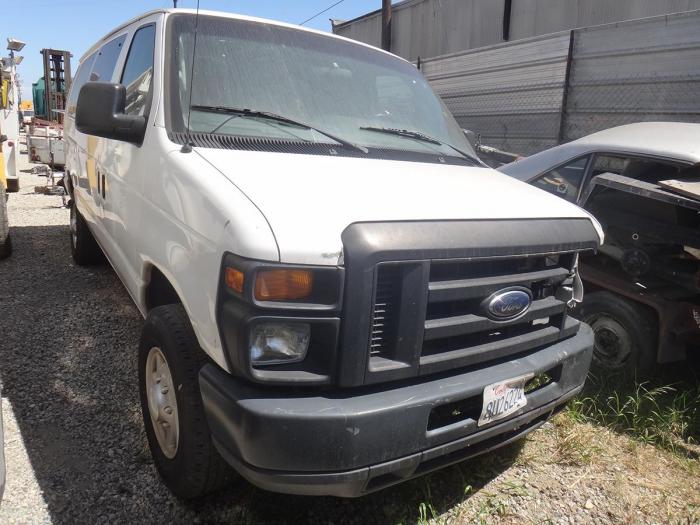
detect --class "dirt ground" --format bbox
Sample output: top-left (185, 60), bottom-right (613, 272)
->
top-left (0, 139), bottom-right (698, 524)
top-left (438, 418), bottom-right (699, 525)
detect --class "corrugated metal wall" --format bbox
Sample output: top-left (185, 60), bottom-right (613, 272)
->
top-left (420, 33), bottom-right (572, 155)
top-left (334, 0), bottom-right (506, 62)
top-left (417, 9), bottom-right (700, 155)
top-left (335, 9), bottom-right (383, 50)
top-left (510, 0), bottom-right (700, 41)
top-left (333, 0), bottom-right (700, 62)
top-left (561, 9), bottom-right (700, 141)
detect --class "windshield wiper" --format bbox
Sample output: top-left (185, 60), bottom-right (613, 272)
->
top-left (360, 126), bottom-right (481, 164)
top-left (191, 105), bottom-right (368, 154)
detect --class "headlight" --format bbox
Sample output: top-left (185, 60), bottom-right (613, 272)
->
top-left (221, 254), bottom-right (341, 307)
top-left (250, 322), bottom-right (311, 365)
top-left (254, 269), bottom-right (313, 301)
top-left (224, 267), bottom-right (245, 293)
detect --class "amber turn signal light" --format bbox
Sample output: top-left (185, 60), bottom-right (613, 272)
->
top-left (225, 267), bottom-right (245, 293)
top-left (255, 269), bottom-right (314, 301)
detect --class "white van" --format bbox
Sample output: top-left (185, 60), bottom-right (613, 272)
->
top-left (64, 9), bottom-right (602, 499)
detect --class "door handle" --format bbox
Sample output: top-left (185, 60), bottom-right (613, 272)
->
top-left (97, 170), bottom-right (106, 200)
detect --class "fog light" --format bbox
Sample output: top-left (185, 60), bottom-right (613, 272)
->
top-left (250, 323), bottom-right (310, 365)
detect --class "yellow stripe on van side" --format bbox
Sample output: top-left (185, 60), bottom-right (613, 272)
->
top-left (0, 119), bottom-right (6, 190)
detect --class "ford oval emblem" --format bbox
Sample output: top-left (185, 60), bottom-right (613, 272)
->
top-left (483, 288), bottom-right (532, 321)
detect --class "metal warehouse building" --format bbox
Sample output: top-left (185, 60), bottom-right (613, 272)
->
top-left (332, 0), bottom-right (700, 61)
top-left (333, 0), bottom-right (700, 155)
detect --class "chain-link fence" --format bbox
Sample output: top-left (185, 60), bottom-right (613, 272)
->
top-left (421, 9), bottom-right (700, 157)
top-left (421, 32), bottom-right (571, 156)
top-left (561, 9), bottom-right (700, 143)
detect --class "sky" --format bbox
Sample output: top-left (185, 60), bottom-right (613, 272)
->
top-left (0, 0), bottom-right (384, 102)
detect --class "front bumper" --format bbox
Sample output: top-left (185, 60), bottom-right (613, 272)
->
top-left (199, 323), bottom-right (593, 497)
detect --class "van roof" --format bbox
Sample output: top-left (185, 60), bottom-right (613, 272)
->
top-left (81, 8), bottom-right (402, 63)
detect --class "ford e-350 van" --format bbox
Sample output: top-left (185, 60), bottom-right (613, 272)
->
top-left (63, 9), bottom-right (602, 499)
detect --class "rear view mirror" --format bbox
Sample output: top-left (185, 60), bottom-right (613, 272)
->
top-left (76, 82), bottom-right (146, 144)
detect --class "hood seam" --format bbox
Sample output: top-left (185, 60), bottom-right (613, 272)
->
top-left (194, 148), bottom-right (281, 262)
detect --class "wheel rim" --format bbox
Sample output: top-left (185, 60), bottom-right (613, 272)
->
top-left (145, 347), bottom-right (179, 459)
top-left (70, 206), bottom-right (78, 249)
top-left (587, 314), bottom-right (633, 370)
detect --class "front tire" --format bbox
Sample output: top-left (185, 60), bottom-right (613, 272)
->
top-left (0, 185), bottom-right (11, 260)
top-left (573, 291), bottom-right (657, 375)
top-left (138, 304), bottom-right (233, 499)
top-left (69, 203), bottom-right (103, 266)
top-left (0, 232), bottom-right (12, 260)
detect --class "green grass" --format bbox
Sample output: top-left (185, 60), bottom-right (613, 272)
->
top-left (567, 369), bottom-right (700, 457)
top-left (411, 366), bottom-right (700, 523)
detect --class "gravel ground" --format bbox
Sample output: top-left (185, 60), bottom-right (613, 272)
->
top-left (0, 139), bottom-right (698, 524)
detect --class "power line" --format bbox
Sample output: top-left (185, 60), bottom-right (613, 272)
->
top-left (299, 0), bottom-right (345, 26)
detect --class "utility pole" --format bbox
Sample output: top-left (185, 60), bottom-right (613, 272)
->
top-left (502, 0), bottom-right (513, 41)
top-left (381, 0), bottom-right (392, 52)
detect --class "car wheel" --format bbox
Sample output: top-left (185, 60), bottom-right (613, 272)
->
top-left (5, 178), bottom-right (19, 193)
top-left (0, 185), bottom-right (11, 260)
top-left (70, 203), bottom-right (103, 266)
top-left (573, 291), bottom-right (657, 375)
top-left (139, 304), bottom-right (234, 499)
top-left (0, 232), bottom-right (11, 260)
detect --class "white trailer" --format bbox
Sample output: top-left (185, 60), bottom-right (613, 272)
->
top-left (27, 125), bottom-right (64, 167)
top-left (0, 60), bottom-right (20, 191)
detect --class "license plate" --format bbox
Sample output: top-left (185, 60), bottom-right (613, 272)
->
top-left (478, 373), bottom-right (533, 427)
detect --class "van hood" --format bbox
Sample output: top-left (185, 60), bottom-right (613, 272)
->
top-left (197, 149), bottom-right (601, 265)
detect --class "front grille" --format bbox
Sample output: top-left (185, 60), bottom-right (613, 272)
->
top-left (367, 254), bottom-right (579, 378)
top-left (370, 265), bottom-right (402, 357)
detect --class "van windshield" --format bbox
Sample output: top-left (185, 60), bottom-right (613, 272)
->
top-left (165, 14), bottom-right (478, 161)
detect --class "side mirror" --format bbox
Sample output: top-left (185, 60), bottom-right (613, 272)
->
top-left (76, 82), bottom-right (146, 144)
top-left (0, 134), bottom-right (7, 143)
top-left (462, 129), bottom-right (477, 149)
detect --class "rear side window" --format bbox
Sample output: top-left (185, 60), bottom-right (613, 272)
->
top-left (67, 53), bottom-right (97, 113)
top-left (90, 35), bottom-right (127, 83)
top-left (120, 25), bottom-right (156, 116)
top-left (592, 154), bottom-right (683, 182)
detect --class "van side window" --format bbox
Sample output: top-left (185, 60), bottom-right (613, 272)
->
top-left (66, 53), bottom-right (97, 114)
top-left (90, 35), bottom-right (127, 83)
top-left (120, 25), bottom-right (156, 116)
top-left (532, 156), bottom-right (589, 203)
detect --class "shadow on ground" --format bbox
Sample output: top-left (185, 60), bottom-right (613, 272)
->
top-left (0, 225), bottom-right (518, 524)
